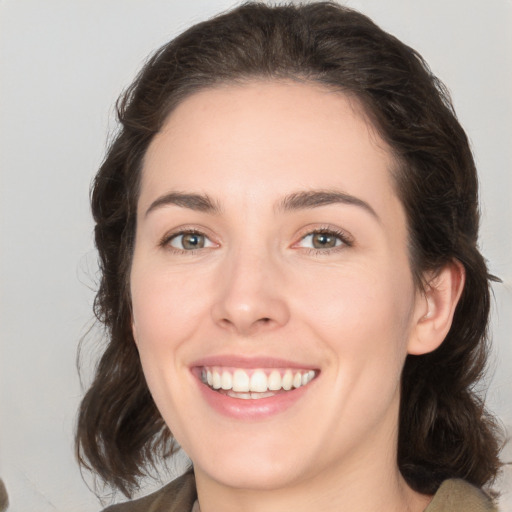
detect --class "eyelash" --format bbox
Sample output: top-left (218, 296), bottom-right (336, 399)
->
top-left (295, 227), bottom-right (354, 256)
top-left (160, 228), bottom-right (215, 254)
top-left (159, 226), bottom-right (354, 255)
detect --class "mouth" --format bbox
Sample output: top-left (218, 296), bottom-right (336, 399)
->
top-left (199, 366), bottom-right (318, 400)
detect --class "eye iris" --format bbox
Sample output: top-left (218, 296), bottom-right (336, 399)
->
top-left (312, 232), bottom-right (337, 249)
top-left (182, 233), bottom-right (204, 250)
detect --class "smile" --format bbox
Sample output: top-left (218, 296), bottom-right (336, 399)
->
top-left (200, 367), bottom-right (317, 399)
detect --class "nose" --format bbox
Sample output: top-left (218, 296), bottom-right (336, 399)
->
top-left (211, 247), bottom-right (290, 336)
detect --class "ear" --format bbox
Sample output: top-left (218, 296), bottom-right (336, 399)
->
top-left (131, 316), bottom-right (139, 344)
top-left (408, 260), bottom-right (465, 355)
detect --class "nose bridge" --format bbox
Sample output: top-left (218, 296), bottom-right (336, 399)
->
top-left (211, 237), bottom-right (289, 335)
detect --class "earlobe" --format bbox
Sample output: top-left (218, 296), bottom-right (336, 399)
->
top-left (408, 260), bottom-right (465, 355)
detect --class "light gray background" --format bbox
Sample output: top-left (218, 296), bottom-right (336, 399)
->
top-left (1, 1), bottom-right (511, 510)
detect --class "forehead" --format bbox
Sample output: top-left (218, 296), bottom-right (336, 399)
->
top-left (140, 80), bottom-right (402, 223)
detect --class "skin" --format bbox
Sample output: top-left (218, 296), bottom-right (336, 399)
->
top-left (130, 81), bottom-right (463, 512)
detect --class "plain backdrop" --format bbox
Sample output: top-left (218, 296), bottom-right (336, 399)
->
top-left (1, 1), bottom-right (511, 510)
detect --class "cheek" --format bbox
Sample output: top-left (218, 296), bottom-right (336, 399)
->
top-left (130, 264), bottom-right (211, 357)
top-left (291, 260), bottom-right (416, 365)
top-left (129, 264), bottom-right (207, 421)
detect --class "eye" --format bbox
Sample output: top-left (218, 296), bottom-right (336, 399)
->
top-left (166, 231), bottom-right (215, 251)
top-left (296, 229), bottom-right (352, 251)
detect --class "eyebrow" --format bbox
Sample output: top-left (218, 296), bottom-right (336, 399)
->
top-left (144, 188), bottom-right (379, 221)
top-left (145, 192), bottom-right (221, 217)
top-left (276, 189), bottom-right (379, 220)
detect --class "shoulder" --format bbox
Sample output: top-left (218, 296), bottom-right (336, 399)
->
top-left (426, 479), bottom-right (497, 512)
top-left (101, 471), bottom-right (196, 512)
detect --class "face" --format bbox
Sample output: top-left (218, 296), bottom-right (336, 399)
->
top-left (130, 81), bottom-right (424, 491)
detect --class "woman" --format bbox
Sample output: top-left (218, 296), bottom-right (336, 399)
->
top-left (76, 2), bottom-right (502, 511)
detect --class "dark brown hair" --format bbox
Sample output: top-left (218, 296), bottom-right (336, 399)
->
top-left (76, 1), bottom-right (502, 498)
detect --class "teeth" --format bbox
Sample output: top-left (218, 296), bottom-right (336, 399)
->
top-left (268, 370), bottom-right (281, 391)
top-left (221, 370), bottom-right (232, 390)
top-left (201, 367), bottom-right (317, 394)
top-left (282, 370), bottom-right (293, 390)
top-left (232, 369), bottom-right (250, 392)
top-left (212, 371), bottom-right (221, 390)
top-left (302, 370), bottom-right (315, 386)
top-left (250, 370), bottom-right (268, 392)
top-left (226, 390), bottom-right (275, 400)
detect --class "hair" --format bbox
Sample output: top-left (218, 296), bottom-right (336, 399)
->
top-left (76, 1), bottom-right (502, 498)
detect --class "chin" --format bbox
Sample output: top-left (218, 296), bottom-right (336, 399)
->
top-left (198, 454), bottom-right (306, 491)
top-left (187, 428), bottom-right (325, 492)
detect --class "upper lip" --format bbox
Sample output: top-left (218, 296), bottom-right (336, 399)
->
top-left (190, 355), bottom-right (318, 370)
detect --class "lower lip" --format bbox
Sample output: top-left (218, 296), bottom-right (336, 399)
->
top-left (194, 373), bottom-right (315, 420)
